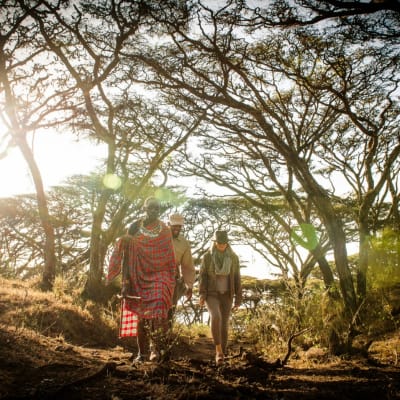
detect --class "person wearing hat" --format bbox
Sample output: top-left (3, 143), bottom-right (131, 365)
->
top-left (198, 230), bottom-right (242, 366)
top-left (168, 213), bottom-right (196, 326)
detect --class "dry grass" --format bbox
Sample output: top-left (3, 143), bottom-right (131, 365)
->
top-left (0, 277), bottom-right (118, 347)
top-left (369, 334), bottom-right (400, 366)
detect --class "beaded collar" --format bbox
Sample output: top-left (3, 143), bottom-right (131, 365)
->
top-left (139, 219), bottom-right (162, 238)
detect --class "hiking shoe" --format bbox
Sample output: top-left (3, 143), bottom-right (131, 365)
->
top-left (149, 351), bottom-right (160, 362)
top-left (215, 353), bottom-right (224, 366)
top-left (132, 354), bottom-right (144, 364)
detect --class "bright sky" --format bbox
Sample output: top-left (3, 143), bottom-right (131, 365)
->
top-left (0, 132), bottom-right (105, 198)
top-left (235, 244), bottom-right (277, 279)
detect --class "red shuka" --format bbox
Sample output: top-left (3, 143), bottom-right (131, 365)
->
top-left (107, 220), bottom-right (176, 322)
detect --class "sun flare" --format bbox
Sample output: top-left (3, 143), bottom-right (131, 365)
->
top-left (0, 131), bottom-right (105, 199)
top-left (0, 147), bottom-right (33, 198)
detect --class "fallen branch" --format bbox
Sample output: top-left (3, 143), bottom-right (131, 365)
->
top-left (280, 327), bottom-right (311, 367)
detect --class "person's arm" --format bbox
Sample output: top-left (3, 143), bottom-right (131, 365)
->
top-left (120, 235), bottom-right (132, 297)
top-left (181, 242), bottom-right (196, 300)
top-left (106, 237), bottom-right (124, 284)
top-left (233, 253), bottom-right (242, 308)
top-left (128, 219), bottom-right (141, 236)
top-left (198, 253), bottom-right (209, 307)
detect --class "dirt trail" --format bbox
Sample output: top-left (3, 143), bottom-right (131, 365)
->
top-left (1, 326), bottom-right (400, 400)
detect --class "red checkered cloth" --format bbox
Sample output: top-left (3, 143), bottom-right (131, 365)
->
top-left (119, 298), bottom-right (139, 338)
top-left (107, 220), bottom-right (176, 320)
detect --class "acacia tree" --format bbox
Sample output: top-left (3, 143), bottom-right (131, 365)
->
top-left (23, 0), bottom-right (200, 299)
top-left (126, 5), bottom-right (356, 314)
top-left (0, 194), bottom-right (45, 278)
top-left (240, 0), bottom-right (400, 42)
top-left (240, 0), bottom-right (400, 304)
top-left (0, 1), bottom-right (80, 290)
top-left (310, 51), bottom-right (400, 301)
top-left (123, 1), bottom-right (399, 349)
top-left (240, 28), bottom-right (400, 303)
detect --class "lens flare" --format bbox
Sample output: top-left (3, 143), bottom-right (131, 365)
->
top-left (103, 174), bottom-right (122, 190)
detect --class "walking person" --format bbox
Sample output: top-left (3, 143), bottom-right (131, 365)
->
top-left (106, 196), bottom-right (176, 363)
top-left (199, 230), bottom-right (242, 366)
top-left (167, 213), bottom-right (196, 326)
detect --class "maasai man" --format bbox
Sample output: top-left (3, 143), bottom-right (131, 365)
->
top-left (107, 197), bottom-right (176, 363)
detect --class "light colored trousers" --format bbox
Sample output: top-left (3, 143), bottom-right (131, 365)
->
top-left (205, 292), bottom-right (232, 354)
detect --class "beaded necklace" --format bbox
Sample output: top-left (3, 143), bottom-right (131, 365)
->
top-left (139, 219), bottom-right (162, 238)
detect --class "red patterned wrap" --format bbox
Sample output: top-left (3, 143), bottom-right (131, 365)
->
top-left (119, 298), bottom-right (139, 337)
top-left (107, 220), bottom-right (176, 321)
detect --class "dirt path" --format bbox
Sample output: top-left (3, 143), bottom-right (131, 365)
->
top-left (1, 327), bottom-right (400, 400)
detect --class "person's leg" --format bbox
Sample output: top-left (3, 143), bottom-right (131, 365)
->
top-left (168, 279), bottom-right (185, 329)
top-left (168, 285), bottom-right (179, 329)
top-left (219, 293), bottom-right (233, 355)
top-left (150, 318), bottom-right (169, 361)
top-left (205, 295), bottom-right (222, 347)
top-left (205, 295), bottom-right (224, 364)
top-left (136, 319), bottom-right (149, 360)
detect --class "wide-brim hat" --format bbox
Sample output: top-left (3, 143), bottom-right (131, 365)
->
top-left (169, 213), bottom-right (185, 225)
top-left (214, 230), bottom-right (228, 244)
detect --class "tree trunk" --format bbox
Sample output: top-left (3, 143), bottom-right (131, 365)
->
top-left (357, 226), bottom-right (369, 301)
top-left (309, 246), bottom-right (335, 288)
top-left (83, 192), bottom-right (110, 301)
top-left (357, 192), bottom-right (378, 301)
top-left (1, 54), bottom-right (56, 290)
top-left (291, 157), bottom-right (358, 316)
top-left (84, 234), bottom-right (107, 301)
top-left (18, 138), bottom-right (56, 291)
